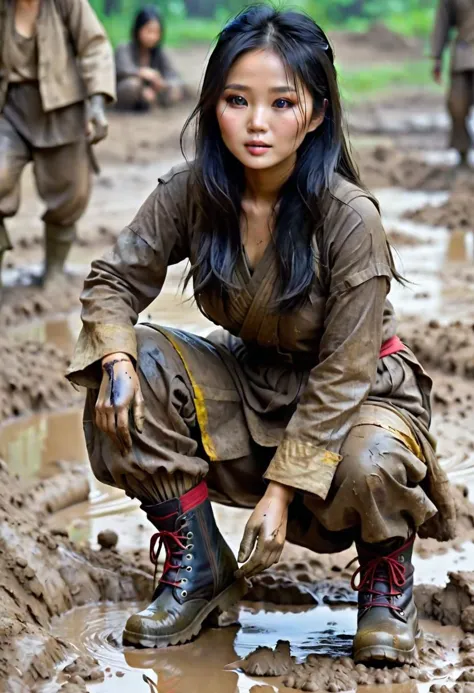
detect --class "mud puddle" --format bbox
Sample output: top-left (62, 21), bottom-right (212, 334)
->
top-left (48, 602), bottom-right (464, 693)
top-left (3, 174), bottom-right (474, 690)
top-left (377, 188), bottom-right (474, 321)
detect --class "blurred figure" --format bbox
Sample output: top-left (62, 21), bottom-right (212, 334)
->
top-left (0, 0), bottom-right (115, 290)
top-left (432, 0), bottom-right (474, 170)
top-left (115, 6), bottom-right (188, 111)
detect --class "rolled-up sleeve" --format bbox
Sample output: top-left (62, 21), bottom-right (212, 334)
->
top-left (264, 195), bottom-right (393, 500)
top-left (66, 170), bottom-right (190, 388)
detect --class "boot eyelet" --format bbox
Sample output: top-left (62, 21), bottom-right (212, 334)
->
top-left (181, 578), bottom-right (188, 584)
top-left (187, 532), bottom-right (193, 539)
top-left (400, 610), bottom-right (405, 616)
top-left (181, 590), bottom-right (187, 597)
top-left (186, 566), bottom-right (192, 572)
top-left (186, 544), bottom-right (194, 550)
top-left (399, 556), bottom-right (405, 563)
top-left (186, 554), bottom-right (193, 561)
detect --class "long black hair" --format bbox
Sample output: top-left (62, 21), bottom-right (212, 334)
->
top-left (182, 4), bottom-right (400, 311)
top-left (131, 5), bottom-right (164, 58)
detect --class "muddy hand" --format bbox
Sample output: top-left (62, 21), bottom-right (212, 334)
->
top-left (86, 94), bottom-right (108, 144)
top-left (236, 481), bottom-right (294, 579)
top-left (96, 352), bottom-right (145, 455)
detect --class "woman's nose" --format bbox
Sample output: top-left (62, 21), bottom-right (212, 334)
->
top-left (248, 106), bottom-right (269, 132)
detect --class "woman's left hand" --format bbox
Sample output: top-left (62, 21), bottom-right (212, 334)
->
top-left (236, 482), bottom-right (295, 579)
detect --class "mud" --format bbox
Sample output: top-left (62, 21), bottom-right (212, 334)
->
top-left (0, 337), bottom-right (81, 421)
top-left (399, 320), bottom-right (474, 380)
top-left (0, 460), bottom-right (154, 692)
top-left (358, 144), bottom-right (455, 191)
top-left (1, 27), bottom-right (474, 693)
top-left (235, 632), bottom-right (453, 689)
top-left (403, 178), bottom-right (474, 231)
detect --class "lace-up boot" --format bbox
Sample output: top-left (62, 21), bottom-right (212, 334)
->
top-left (123, 481), bottom-right (247, 648)
top-left (352, 534), bottom-right (419, 664)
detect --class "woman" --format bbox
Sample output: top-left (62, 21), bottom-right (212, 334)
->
top-left (115, 6), bottom-right (187, 111)
top-left (68, 5), bottom-right (455, 665)
top-left (0, 0), bottom-right (115, 289)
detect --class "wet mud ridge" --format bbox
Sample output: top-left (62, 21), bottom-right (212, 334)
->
top-left (0, 461), bottom-right (154, 691)
top-left (403, 177), bottom-right (474, 231)
top-left (0, 337), bottom-right (81, 420)
top-left (1, 447), bottom-right (474, 691)
top-left (358, 145), bottom-right (454, 191)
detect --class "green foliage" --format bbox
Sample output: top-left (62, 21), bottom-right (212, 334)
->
top-left (90, 0), bottom-right (437, 47)
top-left (338, 59), bottom-right (440, 101)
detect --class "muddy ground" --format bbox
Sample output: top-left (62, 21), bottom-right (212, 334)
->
top-left (1, 26), bottom-right (474, 693)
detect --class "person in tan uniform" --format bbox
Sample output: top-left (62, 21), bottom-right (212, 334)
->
top-left (432, 0), bottom-right (474, 168)
top-left (67, 5), bottom-right (455, 665)
top-left (0, 0), bottom-right (116, 289)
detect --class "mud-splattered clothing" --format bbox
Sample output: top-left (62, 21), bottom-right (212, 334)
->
top-left (3, 10), bottom-right (85, 149)
top-left (67, 163), bottom-right (456, 546)
top-left (0, 0), bottom-right (115, 253)
top-left (115, 42), bottom-right (184, 110)
top-left (0, 0), bottom-right (115, 112)
top-left (432, 0), bottom-right (474, 152)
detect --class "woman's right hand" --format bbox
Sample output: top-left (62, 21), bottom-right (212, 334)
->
top-left (95, 352), bottom-right (145, 455)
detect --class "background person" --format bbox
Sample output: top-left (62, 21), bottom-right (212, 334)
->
top-left (115, 5), bottom-right (188, 111)
top-left (432, 0), bottom-right (474, 170)
top-left (0, 0), bottom-right (115, 289)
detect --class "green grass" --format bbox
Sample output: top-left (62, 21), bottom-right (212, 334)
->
top-left (338, 59), bottom-right (442, 101)
top-left (101, 14), bottom-right (223, 47)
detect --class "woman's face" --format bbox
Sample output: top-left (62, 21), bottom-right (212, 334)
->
top-left (138, 19), bottom-right (161, 49)
top-left (216, 49), bottom-right (324, 172)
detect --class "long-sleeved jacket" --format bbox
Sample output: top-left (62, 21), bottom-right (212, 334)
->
top-left (66, 162), bottom-right (435, 493)
top-left (0, 0), bottom-right (116, 113)
top-left (432, 0), bottom-right (474, 71)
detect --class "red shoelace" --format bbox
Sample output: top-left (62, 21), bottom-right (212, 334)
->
top-left (149, 512), bottom-right (187, 590)
top-left (350, 536), bottom-right (414, 612)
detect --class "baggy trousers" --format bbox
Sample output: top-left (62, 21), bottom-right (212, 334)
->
top-left (83, 325), bottom-right (436, 554)
top-left (0, 115), bottom-right (91, 253)
top-left (447, 70), bottom-right (474, 154)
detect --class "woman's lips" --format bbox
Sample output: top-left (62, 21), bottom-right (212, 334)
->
top-left (245, 143), bottom-right (271, 156)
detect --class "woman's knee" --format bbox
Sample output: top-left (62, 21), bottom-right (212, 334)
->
top-left (116, 77), bottom-right (145, 110)
top-left (337, 425), bottom-right (407, 491)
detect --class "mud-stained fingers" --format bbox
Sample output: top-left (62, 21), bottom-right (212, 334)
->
top-left (116, 406), bottom-right (132, 455)
top-left (238, 534), bottom-right (267, 578)
top-left (238, 522), bottom-right (259, 564)
top-left (103, 406), bottom-right (124, 454)
top-left (133, 385), bottom-right (145, 433)
top-left (95, 404), bottom-right (111, 437)
top-left (265, 549), bottom-right (281, 571)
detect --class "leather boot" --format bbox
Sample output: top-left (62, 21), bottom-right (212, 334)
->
top-left (42, 223), bottom-right (76, 286)
top-left (351, 534), bottom-right (419, 665)
top-left (122, 481), bottom-right (248, 648)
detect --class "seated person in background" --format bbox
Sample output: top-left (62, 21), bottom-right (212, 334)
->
top-left (115, 6), bottom-right (188, 110)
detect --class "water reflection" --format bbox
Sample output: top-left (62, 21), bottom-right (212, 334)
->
top-left (0, 408), bottom-right (87, 479)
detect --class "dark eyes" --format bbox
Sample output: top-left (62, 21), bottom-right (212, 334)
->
top-left (227, 95), bottom-right (247, 106)
top-left (225, 95), bottom-right (293, 108)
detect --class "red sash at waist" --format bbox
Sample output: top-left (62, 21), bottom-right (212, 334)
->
top-left (379, 335), bottom-right (404, 359)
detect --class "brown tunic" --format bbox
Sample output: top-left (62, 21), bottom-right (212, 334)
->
top-left (432, 0), bottom-right (474, 72)
top-left (0, 0), bottom-right (116, 113)
top-left (3, 19), bottom-right (85, 148)
top-left (67, 163), bottom-right (456, 542)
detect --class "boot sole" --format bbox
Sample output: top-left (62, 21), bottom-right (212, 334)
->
top-left (354, 628), bottom-right (422, 665)
top-left (122, 577), bottom-right (248, 649)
